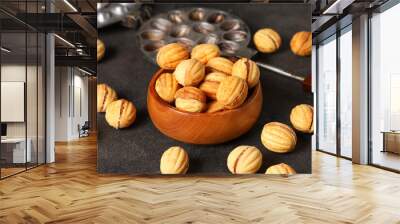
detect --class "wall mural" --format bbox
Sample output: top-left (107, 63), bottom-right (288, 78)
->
top-left (97, 3), bottom-right (313, 175)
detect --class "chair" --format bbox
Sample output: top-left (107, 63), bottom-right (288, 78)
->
top-left (78, 121), bottom-right (90, 138)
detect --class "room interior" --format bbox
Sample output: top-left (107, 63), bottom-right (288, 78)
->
top-left (0, 28), bottom-right (46, 177)
top-left (0, 0), bottom-right (96, 179)
top-left (0, 0), bottom-right (400, 223)
top-left (314, 0), bottom-right (400, 172)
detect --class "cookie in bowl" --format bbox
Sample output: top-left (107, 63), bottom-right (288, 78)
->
top-left (174, 87), bottom-right (207, 113)
top-left (156, 43), bottom-right (190, 69)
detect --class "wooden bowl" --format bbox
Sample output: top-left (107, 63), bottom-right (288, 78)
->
top-left (147, 69), bottom-right (263, 144)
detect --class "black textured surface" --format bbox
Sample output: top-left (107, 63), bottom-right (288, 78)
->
top-left (98, 3), bottom-right (312, 174)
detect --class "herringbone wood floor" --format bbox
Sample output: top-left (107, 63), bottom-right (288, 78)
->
top-left (1, 135), bottom-right (400, 224)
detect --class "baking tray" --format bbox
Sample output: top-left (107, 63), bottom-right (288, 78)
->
top-left (137, 7), bottom-right (251, 63)
top-left (97, 3), bottom-right (312, 175)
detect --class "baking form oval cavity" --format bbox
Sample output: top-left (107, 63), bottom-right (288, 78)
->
top-left (138, 8), bottom-right (251, 63)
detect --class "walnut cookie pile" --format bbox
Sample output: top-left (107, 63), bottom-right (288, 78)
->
top-left (97, 84), bottom-right (136, 129)
top-left (155, 43), bottom-right (259, 113)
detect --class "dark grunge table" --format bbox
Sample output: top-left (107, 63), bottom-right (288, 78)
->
top-left (97, 3), bottom-right (312, 174)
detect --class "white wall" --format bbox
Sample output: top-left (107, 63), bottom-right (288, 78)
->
top-left (54, 67), bottom-right (89, 141)
top-left (73, 73), bottom-right (89, 138)
top-left (1, 64), bottom-right (46, 164)
top-left (55, 67), bottom-right (69, 141)
top-left (1, 65), bottom-right (26, 139)
top-left (1, 65), bottom-right (37, 138)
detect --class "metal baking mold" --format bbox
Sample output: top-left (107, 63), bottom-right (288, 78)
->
top-left (137, 7), bottom-right (251, 64)
top-left (97, 3), bottom-right (143, 28)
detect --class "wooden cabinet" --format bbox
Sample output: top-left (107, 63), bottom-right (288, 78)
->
top-left (382, 132), bottom-right (400, 154)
